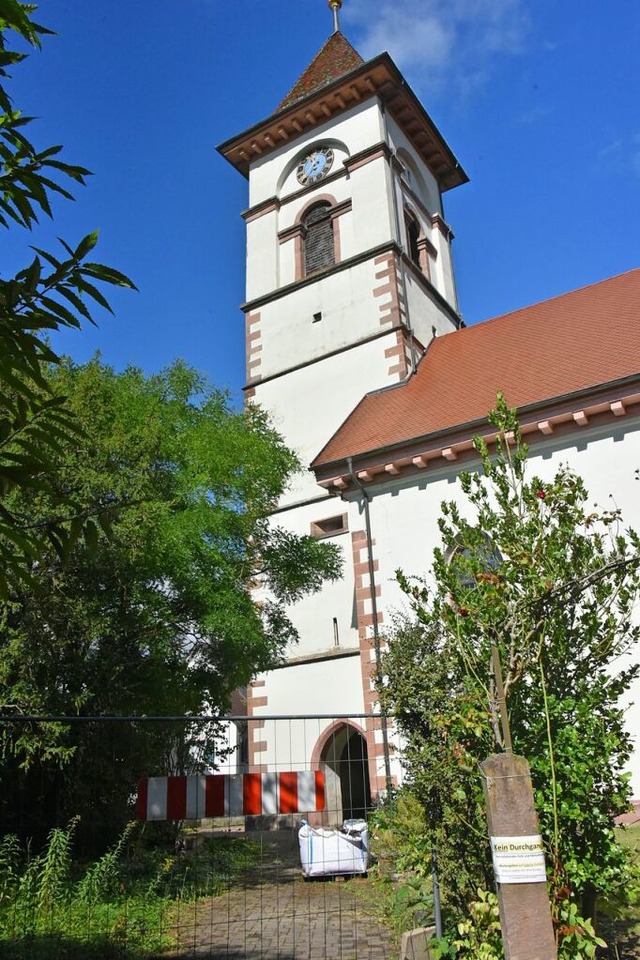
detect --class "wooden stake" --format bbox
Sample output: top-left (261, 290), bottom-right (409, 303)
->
top-left (481, 752), bottom-right (556, 960)
top-left (491, 644), bottom-right (513, 753)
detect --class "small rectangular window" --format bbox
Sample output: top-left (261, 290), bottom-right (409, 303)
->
top-left (310, 514), bottom-right (348, 539)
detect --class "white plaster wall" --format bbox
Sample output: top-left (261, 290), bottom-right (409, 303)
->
top-left (355, 421), bottom-right (640, 796)
top-left (404, 271), bottom-right (459, 346)
top-left (248, 100), bottom-right (384, 207)
top-left (251, 655), bottom-right (366, 769)
top-left (434, 228), bottom-right (458, 307)
top-left (246, 210), bottom-right (279, 301)
top-left (205, 722), bottom-right (241, 776)
top-left (276, 154), bottom-right (352, 229)
top-left (391, 175), bottom-right (408, 251)
top-left (284, 566), bottom-right (358, 657)
top-left (247, 154), bottom-right (398, 300)
top-left (348, 156), bottom-right (396, 251)
top-left (396, 152), bottom-right (436, 217)
top-left (385, 116), bottom-right (458, 310)
top-left (399, 185), bottom-right (432, 239)
top-left (247, 173), bottom-right (355, 300)
top-left (253, 259), bottom-right (393, 378)
top-left (260, 655), bottom-right (365, 717)
top-left (385, 116), bottom-right (442, 216)
top-left (396, 183), bottom-right (456, 313)
top-left (277, 226), bottom-right (297, 290)
top-left (270, 498), bottom-right (359, 657)
top-left (278, 144), bottom-right (351, 202)
top-left (253, 332), bottom-right (399, 504)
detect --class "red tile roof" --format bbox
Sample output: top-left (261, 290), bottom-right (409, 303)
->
top-left (277, 32), bottom-right (365, 111)
top-left (313, 269), bottom-right (640, 467)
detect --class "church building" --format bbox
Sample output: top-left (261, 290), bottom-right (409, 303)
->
top-left (218, 5), bottom-right (640, 811)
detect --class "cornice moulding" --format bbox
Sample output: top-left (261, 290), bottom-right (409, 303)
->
top-left (217, 53), bottom-right (468, 192)
top-left (313, 383), bottom-right (640, 491)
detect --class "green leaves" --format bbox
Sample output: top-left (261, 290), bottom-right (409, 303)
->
top-left (0, 5), bottom-right (136, 595)
top-left (260, 528), bottom-right (341, 604)
top-left (0, 1), bottom-right (49, 52)
top-left (0, 120), bottom-right (92, 229)
top-left (0, 357), bottom-right (340, 746)
top-left (0, 354), bottom-right (343, 848)
top-left (0, 227), bottom-right (138, 595)
top-left (384, 393), bottom-right (640, 934)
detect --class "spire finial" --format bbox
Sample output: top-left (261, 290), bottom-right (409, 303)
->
top-left (328, 0), bottom-right (342, 33)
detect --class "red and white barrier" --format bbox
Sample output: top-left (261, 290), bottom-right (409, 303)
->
top-left (136, 771), bottom-right (325, 821)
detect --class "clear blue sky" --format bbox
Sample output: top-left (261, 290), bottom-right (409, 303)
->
top-left (5, 1), bottom-right (639, 403)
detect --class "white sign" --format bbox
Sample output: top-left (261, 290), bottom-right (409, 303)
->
top-left (490, 834), bottom-right (547, 884)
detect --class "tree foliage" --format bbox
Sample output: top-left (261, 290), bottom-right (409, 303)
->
top-left (0, 2), bottom-right (135, 596)
top-left (0, 358), bottom-right (342, 846)
top-left (380, 395), bottom-right (640, 940)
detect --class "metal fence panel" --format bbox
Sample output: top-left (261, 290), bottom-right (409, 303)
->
top-left (0, 714), bottom-right (402, 959)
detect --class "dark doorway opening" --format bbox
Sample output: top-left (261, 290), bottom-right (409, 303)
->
top-left (321, 725), bottom-right (372, 820)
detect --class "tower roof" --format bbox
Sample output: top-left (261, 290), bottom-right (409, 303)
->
top-left (277, 32), bottom-right (365, 111)
top-left (218, 48), bottom-right (467, 190)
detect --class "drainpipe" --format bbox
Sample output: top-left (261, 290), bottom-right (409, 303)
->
top-left (346, 457), bottom-right (393, 793)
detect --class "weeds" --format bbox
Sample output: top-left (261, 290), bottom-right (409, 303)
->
top-left (0, 820), bottom-right (260, 958)
top-left (361, 790), bottom-right (435, 937)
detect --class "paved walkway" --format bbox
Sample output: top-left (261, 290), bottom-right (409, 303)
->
top-left (163, 831), bottom-right (393, 960)
top-left (615, 799), bottom-right (640, 825)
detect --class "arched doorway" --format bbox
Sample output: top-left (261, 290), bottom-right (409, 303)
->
top-left (320, 724), bottom-right (372, 821)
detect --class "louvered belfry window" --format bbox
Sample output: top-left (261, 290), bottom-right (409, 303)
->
top-left (405, 212), bottom-right (421, 270)
top-left (303, 202), bottom-right (335, 276)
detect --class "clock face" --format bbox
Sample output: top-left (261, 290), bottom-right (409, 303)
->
top-left (296, 147), bottom-right (334, 186)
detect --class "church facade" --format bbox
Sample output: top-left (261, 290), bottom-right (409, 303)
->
top-left (219, 29), bottom-right (640, 808)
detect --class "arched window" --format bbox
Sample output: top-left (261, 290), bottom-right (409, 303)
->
top-left (302, 202), bottom-right (335, 276)
top-left (405, 211), bottom-right (421, 269)
top-left (396, 148), bottom-right (436, 212)
top-left (446, 537), bottom-right (502, 592)
top-left (404, 208), bottom-right (434, 280)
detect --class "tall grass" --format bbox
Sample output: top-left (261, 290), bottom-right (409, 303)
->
top-left (0, 821), bottom-right (260, 958)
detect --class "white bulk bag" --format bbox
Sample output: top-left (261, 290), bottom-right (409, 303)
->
top-left (298, 820), bottom-right (369, 877)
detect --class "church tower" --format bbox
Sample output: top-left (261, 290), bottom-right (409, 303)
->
top-left (218, 7), bottom-right (468, 805)
top-left (218, 18), bottom-right (467, 507)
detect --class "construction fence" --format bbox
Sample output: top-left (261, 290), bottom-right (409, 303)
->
top-left (0, 713), bottom-right (405, 960)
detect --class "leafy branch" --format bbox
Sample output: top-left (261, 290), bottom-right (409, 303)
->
top-left (0, 2), bottom-right (135, 596)
top-left (383, 393), bottom-right (640, 938)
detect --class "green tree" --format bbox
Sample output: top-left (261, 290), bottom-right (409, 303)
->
top-left (380, 395), bottom-right (640, 939)
top-left (0, 358), bottom-right (341, 847)
top-left (0, 1), bottom-right (134, 596)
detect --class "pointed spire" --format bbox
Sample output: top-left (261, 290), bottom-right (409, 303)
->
top-left (328, 0), bottom-right (342, 33)
top-left (277, 31), bottom-right (364, 112)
